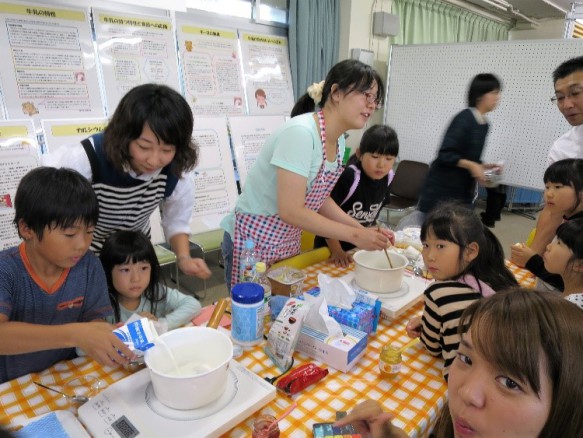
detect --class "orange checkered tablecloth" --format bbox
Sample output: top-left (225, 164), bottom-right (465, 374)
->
top-left (0, 259), bottom-right (535, 437)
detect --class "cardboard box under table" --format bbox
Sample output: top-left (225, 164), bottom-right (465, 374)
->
top-left (295, 323), bottom-right (368, 373)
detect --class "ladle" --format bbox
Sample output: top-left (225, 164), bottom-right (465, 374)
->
top-left (34, 381), bottom-right (89, 404)
top-left (267, 402), bottom-right (297, 432)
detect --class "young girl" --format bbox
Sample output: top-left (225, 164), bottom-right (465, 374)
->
top-left (221, 60), bottom-right (392, 290)
top-left (313, 125), bottom-right (399, 267)
top-left (337, 289), bottom-right (583, 438)
top-left (43, 83), bottom-right (210, 280)
top-left (100, 230), bottom-right (201, 331)
top-left (406, 202), bottom-right (517, 379)
top-left (511, 158), bottom-right (583, 291)
top-left (543, 219), bottom-right (583, 308)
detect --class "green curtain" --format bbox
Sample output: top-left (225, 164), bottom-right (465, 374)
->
top-left (288, 0), bottom-right (339, 100)
top-left (391, 0), bottom-right (509, 45)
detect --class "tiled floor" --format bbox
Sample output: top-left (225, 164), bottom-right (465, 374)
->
top-left (172, 202), bottom-right (540, 307)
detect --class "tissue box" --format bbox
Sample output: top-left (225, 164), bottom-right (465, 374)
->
top-left (267, 266), bottom-right (306, 297)
top-left (301, 287), bottom-right (381, 334)
top-left (296, 323), bottom-right (368, 373)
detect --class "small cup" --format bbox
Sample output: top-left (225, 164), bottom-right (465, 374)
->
top-left (252, 414), bottom-right (280, 438)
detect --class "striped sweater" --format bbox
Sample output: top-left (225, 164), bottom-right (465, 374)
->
top-left (81, 134), bottom-right (179, 254)
top-left (420, 281), bottom-right (482, 380)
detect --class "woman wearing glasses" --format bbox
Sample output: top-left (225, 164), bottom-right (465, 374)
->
top-left (221, 59), bottom-right (393, 290)
top-left (412, 74), bottom-right (503, 223)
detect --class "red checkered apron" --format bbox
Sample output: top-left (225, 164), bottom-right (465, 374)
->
top-left (231, 111), bottom-right (343, 287)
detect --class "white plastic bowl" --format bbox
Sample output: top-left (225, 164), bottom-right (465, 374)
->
top-left (353, 250), bottom-right (409, 293)
top-left (144, 326), bottom-right (233, 410)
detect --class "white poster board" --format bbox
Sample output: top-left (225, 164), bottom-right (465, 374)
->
top-left (189, 116), bottom-right (238, 233)
top-left (175, 15), bottom-right (246, 116)
top-left (0, 120), bottom-right (39, 249)
top-left (228, 115), bottom-right (285, 188)
top-left (384, 39), bottom-right (583, 190)
top-left (0, 2), bottom-right (104, 123)
top-left (41, 118), bottom-right (107, 153)
top-left (239, 31), bottom-right (294, 115)
top-left (92, 8), bottom-right (180, 114)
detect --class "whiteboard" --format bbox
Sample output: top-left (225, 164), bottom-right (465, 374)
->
top-left (383, 39), bottom-right (583, 191)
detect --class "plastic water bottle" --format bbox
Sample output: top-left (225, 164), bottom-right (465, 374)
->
top-left (254, 262), bottom-right (272, 323)
top-left (240, 239), bottom-right (258, 282)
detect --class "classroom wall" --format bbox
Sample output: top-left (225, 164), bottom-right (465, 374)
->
top-left (508, 18), bottom-right (565, 40)
top-left (339, 0), bottom-right (394, 149)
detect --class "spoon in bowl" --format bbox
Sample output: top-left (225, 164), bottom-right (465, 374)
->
top-left (34, 381), bottom-right (90, 404)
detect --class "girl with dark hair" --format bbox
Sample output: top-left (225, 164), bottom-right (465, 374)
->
top-left (337, 288), bottom-right (583, 438)
top-left (100, 230), bottom-right (201, 331)
top-left (544, 219), bottom-right (583, 308)
top-left (405, 202), bottom-right (517, 379)
top-left (411, 73), bottom-right (502, 223)
top-left (511, 158), bottom-right (583, 291)
top-left (314, 124), bottom-right (399, 266)
top-left (44, 83), bottom-right (211, 280)
top-left (221, 59), bottom-right (393, 290)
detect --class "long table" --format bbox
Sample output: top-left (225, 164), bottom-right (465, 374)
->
top-left (0, 260), bottom-right (535, 436)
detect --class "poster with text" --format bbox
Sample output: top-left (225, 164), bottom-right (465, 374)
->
top-left (175, 14), bottom-right (245, 117)
top-left (239, 31), bottom-right (294, 115)
top-left (41, 118), bottom-right (107, 154)
top-left (228, 115), bottom-right (285, 188)
top-left (0, 2), bottom-right (104, 124)
top-left (93, 8), bottom-right (180, 114)
top-left (190, 116), bottom-right (238, 233)
top-left (0, 120), bottom-right (39, 249)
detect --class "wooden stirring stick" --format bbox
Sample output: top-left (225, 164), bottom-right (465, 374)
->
top-left (377, 222), bottom-right (394, 268)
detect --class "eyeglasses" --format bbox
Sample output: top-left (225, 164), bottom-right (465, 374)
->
top-left (550, 87), bottom-right (583, 105)
top-left (360, 91), bottom-right (382, 107)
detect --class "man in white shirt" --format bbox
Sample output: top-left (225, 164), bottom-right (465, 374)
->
top-left (525, 56), bottom-right (583, 257)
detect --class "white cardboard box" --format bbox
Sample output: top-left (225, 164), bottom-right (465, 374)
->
top-left (296, 324), bottom-right (368, 373)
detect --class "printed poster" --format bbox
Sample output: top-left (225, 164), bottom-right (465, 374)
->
top-left (0, 120), bottom-right (39, 249)
top-left (41, 118), bottom-right (107, 153)
top-left (190, 117), bottom-right (238, 233)
top-left (0, 2), bottom-right (104, 123)
top-left (175, 14), bottom-right (245, 116)
top-left (239, 31), bottom-right (294, 115)
top-left (92, 8), bottom-right (180, 113)
top-left (228, 115), bottom-right (286, 188)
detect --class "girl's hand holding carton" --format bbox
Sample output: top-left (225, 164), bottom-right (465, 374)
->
top-left (510, 242), bottom-right (536, 267)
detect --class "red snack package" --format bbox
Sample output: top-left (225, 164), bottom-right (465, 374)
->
top-left (275, 363), bottom-right (328, 395)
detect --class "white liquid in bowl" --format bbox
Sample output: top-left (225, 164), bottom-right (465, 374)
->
top-left (165, 363), bottom-right (214, 377)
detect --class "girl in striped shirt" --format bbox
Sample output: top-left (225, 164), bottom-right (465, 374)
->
top-left (405, 202), bottom-right (517, 380)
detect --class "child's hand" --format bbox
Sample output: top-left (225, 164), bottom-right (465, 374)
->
top-left (138, 312), bottom-right (158, 321)
top-left (329, 248), bottom-right (352, 268)
top-left (334, 400), bottom-right (407, 438)
top-left (178, 256), bottom-right (212, 279)
top-left (74, 322), bottom-right (136, 367)
top-left (406, 316), bottom-right (422, 338)
top-left (510, 243), bottom-right (535, 268)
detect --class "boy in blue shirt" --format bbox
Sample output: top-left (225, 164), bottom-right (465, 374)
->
top-left (0, 167), bottom-right (134, 383)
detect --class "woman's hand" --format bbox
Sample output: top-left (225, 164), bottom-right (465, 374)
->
top-left (509, 243), bottom-right (535, 268)
top-left (178, 256), bottom-right (212, 279)
top-left (406, 316), bottom-right (422, 338)
top-left (334, 400), bottom-right (407, 438)
top-left (352, 228), bottom-right (393, 251)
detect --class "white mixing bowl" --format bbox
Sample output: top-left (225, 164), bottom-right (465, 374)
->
top-left (144, 326), bottom-right (233, 410)
top-left (353, 249), bottom-right (409, 293)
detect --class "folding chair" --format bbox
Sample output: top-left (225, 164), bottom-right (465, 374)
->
top-left (382, 160), bottom-right (429, 223)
